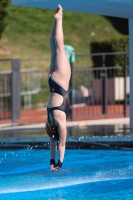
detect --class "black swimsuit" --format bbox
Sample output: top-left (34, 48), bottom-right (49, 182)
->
top-left (47, 75), bottom-right (70, 125)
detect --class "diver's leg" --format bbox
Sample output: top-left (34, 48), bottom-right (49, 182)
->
top-left (49, 20), bottom-right (56, 74)
top-left (52, 5), bottom-right (71, 90)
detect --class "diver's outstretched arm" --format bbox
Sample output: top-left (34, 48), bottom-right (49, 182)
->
top-left (57, 122), bottom-right (67, 165)
top-left (50, 138), bottom-right (57, 170)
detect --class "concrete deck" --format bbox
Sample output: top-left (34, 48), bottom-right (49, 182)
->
top-left (0, 117), bottom-right (130, 130)
top-left (0, 117), bottom-right (132, 150)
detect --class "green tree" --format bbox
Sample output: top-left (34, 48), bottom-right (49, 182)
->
top-left (0, 0), bottom-right (8, 39)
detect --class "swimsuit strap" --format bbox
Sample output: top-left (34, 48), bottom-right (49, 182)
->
top-left (47, 97), bottom-right (70, 120)
top-left (48, 75), bottom-right (67, 97)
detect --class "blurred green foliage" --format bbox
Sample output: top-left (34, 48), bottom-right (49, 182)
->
top-left (90, 37), bottom-right (129, 67)
top-left (1, 0), bottom-right (128, 61)
top-left (1, 1), bottom-right (129, 106)
top-left (0, 0), bottom-right (8, 39)
top-left (90, 37), bottom-right (129, 77)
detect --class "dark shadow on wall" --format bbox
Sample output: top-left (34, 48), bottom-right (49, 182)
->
top-left (104, 16), bottom-right (128, 35)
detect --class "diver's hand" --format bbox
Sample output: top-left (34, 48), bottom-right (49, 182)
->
top-left (50, 159), bottom-right (57, 170)
top-left (50, 164), bottom-right (57, 171)
top-left (54, 159), bottom-right (63, 169)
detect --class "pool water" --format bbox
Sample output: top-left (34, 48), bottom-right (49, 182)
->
top-left (0, 149), bottom-right (133, 200)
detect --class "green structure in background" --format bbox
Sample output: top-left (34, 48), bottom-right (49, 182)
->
top-left (64, 45), bottom-right (75, 63)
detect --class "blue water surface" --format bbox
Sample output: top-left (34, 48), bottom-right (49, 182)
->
top-left (0, 149), bottom-right (133, 200)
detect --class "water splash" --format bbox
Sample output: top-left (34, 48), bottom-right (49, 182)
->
top-left (0, 168), bottom-right (133, 194)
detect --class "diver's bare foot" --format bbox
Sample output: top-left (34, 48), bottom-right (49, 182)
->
top-left (54, 4), bottom-right (63, 19)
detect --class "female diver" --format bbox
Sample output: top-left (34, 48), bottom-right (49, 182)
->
top-left (45, 4), bottom-right (71, 170)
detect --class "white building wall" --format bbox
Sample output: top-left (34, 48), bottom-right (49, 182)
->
top-left (114, 77), bottom-right (130, 101)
